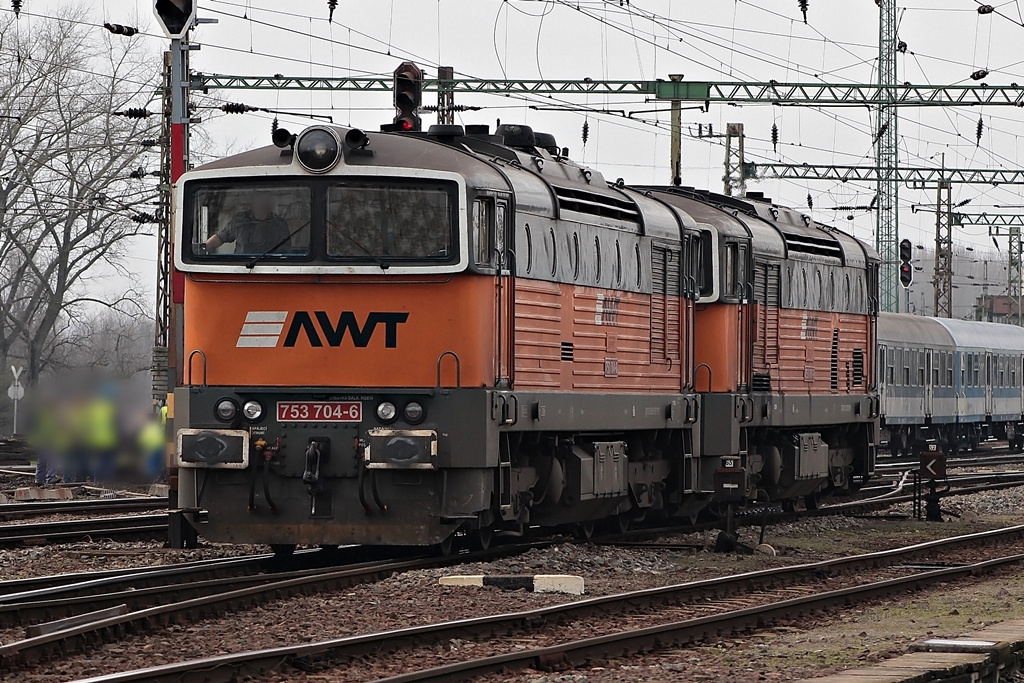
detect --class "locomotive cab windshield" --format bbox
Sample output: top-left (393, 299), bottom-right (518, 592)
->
top-left (178, 176), bottom-right (463, 273)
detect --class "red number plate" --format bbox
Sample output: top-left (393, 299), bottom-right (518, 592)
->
top-left (276, 401), bottom-right (362, 423)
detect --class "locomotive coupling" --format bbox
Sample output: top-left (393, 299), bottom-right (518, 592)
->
top-left (303, 438), bottom-right (330, 492)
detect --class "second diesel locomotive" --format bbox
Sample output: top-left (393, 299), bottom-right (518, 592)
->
top-left (170, 122), bottom-right (879, 551)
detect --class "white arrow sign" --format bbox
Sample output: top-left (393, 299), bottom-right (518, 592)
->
top-left (924, 458), bottom-right (939, 476)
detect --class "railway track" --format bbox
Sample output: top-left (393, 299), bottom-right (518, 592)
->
top-left (0, 542), bottom-right (553, 672)
top-left (0, 514), bottom-right (169, 547)
top-left (66, 524), bottom-right (1024, 683)
top-left (0, 497), bottom-right (167, 522)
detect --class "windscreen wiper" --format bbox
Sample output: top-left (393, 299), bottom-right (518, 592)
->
top-left (327, 221), bottom-right (389, 270)
top-left (245, 220), bottom-right (310, 269)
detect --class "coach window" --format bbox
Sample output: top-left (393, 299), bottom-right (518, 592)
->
top-left (918, 351), bottom-right (926, 386)
top-left (974, 354), bottom-right (981, 387)
top-left (903, 348), bottom-right (911, 386)
top-left (886, 348), bottom-right (895, 385)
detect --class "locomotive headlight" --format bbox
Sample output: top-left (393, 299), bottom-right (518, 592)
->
top-left (295, 127), bottom-right (341, 174)
top-left (403, 402), bottom-right (425, 424)
top-left (242, 400), bottom-right (264, 422)
top-left (376, 401), bottom-right (398, 423)
top-left (215, 398), bottom-right (238, 422)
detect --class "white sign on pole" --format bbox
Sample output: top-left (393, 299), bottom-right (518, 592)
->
top-left (6, 383), bottom-right (23, 401)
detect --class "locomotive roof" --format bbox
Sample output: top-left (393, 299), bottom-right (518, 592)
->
top-left (189, 125), bottom-right (876, 264)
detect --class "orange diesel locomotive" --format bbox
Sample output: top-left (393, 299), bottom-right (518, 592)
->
top-left (172, 123), bottom-right (877, 552)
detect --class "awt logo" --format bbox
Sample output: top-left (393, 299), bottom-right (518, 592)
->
top-left (236, 311), bottom-right (409, 348)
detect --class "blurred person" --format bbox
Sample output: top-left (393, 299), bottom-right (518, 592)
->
top-left (205, 195), bottom-right (290, 255)
top-left (73, 386), bottom-right (119, 483)
top-left (138, 411), bottom-right (166, 480)
top-left (28, 402), bottom-right (63, 485)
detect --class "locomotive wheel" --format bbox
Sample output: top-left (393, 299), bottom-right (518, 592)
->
top-left (432, 534), bottom-right (454, 557)
top-left (615, 513), bottom-right (631, 534)
top-left (574, 520), bottom-right (596, 540)
top-left (469, 527), bottom-right (493, 551)
top-left (781, 499), bottom-right (796, 513)
top-left (270, 544), bottom-right (296, 557)
top-left (804, 491), bottom-right (821, 511)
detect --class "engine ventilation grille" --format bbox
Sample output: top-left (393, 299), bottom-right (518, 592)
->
top-left (560, 341), bottom-right (575, 362)
top-left (782, 231), bottom-right (844, 260)
top-left (751, 373), bottom-right (772, 392)
top-left (554, 186), bottom-right (640, 222)
top-left (853, 348), bottom-right (864, 386)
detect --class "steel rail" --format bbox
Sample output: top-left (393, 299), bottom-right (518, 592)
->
top-left (0, 543), bottom-right (548, 671)
top-left (0, 514), bottom-right (169, 547)
top-left (366, 553), bottom-right (1024, 683)
top-left (0, 497), bottom-right (167, 522)
top-left (66, 525), bottom-right (1024, 683)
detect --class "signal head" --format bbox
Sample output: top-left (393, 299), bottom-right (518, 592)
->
top-left (899, 238), bottom-right (913, 263)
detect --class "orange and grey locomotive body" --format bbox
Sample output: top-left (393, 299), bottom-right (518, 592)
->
top-left (171, 122), bottom-right (878, 551)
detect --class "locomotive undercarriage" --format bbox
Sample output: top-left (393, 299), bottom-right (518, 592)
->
top-left (702, 391), bottom-right (878, 509)
top-left (174, 386), bottom-right (714, 549)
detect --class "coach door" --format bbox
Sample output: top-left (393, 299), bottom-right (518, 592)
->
top-left (985, 352), bottom-right (994, 417)
top-left (924, 349), bottom-right (934, 418)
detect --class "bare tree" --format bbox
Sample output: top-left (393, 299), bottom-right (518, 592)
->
top-left (0, 8), bottom-right (160, 387)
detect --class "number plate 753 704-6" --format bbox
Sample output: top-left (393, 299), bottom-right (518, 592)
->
top-left (276, 401), bottom-right (362, 422)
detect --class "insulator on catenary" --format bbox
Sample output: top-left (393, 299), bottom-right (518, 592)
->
top-left (131, 213), bottom-right (157, 223)
top-left (328, 0), bottom-right (338, 22)
top-left (271, 117), bottom-right (279, 135)
top-left (221, 102), bottom-right (255, 114)
top-left (104, 23), bottom-right (139, 36)
top-left (971, 69), bottom-right (989, 81)
top-left (976, 116), bottom-right (984, 146)
top-left (581, 119), bottom-right (590, 145)
top-left (115, 108), bottom-right (152, 119)
top-left (978, 5), bottom-right (995, 14)
top-left (897, 40), bottom-right (908, 53)
top-left (873, 122), bottom-right (888, 144)
top-left (12, 0), bottom-right (21, 17)
top-left (140, 139), bottom-right (159, 148)
top-left (798, 0), bottom-right (808, 23)
top-left (806, 193), bottom-right (813, 210)
top-left (771, 123), bottom-right (779, 152)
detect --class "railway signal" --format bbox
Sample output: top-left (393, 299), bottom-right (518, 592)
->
top-left (392, 61), bottom-right (423, 132)
top-left (899, 238), bottom-right (913, 288)
top-left (153, 0), bottom-right (197, 39)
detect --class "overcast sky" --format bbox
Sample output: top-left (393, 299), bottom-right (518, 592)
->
top-left (11, 0), bottom-right (1024, 310)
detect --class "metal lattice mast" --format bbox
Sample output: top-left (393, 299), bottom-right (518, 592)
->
top-left (933, 182), bottom-right (953, 317)
top-left (724, 123), bottom-right (746, 196)
top-left (955, 212), bottom-right (1024, 323)
top-left (747, 164), bottom-right (1024, 185)
top-left (436, 66), bottom-right (454, 125)
top-left (877, 0), bottom-right (899, 312)
top-left (152, 51), bottom-right (173, 404)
